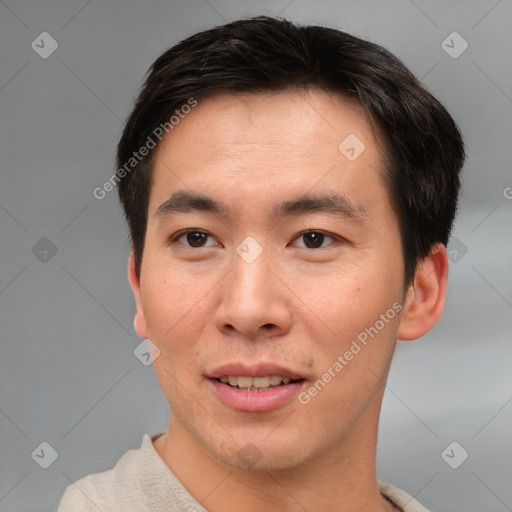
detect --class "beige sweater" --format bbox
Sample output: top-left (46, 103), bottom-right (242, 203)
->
top-left (58, 434), bottom-right (429, 512)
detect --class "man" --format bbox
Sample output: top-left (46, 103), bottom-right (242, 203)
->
top-left (59, 16), bottom-right (464, 512)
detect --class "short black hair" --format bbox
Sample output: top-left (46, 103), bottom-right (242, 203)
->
top-left (117, 15), bottom-right (465, 284)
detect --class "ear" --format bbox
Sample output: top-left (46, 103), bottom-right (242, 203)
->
top-left (128, 250), bottom-right (148, 339)
top-left (396, 243), bottom-right (449, 341)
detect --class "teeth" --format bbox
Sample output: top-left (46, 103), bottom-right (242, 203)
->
top-left (218, 375), bottom-right (297, 389)
top-left (253, 376), bottom-right (271, 387)
top-left (237, 376), bottom-right (253, 388)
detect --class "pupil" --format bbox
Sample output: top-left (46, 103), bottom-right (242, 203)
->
top-left (187, 232), bottom-right (206, 247)
top-left (304, 232), bottom-right (324, 248)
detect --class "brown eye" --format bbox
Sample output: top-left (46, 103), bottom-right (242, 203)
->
top-left (291, 230), bottom-right (337, 249)
top-left (171, 230), bottom-right (217, 248)
top-left (302, 232), bottom-right (325, 249)
top-left (186, 231), bottom-right (208, 247)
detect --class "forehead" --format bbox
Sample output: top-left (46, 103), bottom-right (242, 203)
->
top-left (156, 89), bottom-right (375, 159)
top-left (150, 89), bottom-right (386, 216)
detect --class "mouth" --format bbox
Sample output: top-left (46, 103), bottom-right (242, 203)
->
top-left (215, 375), bottom-right (305, 391)
top-left (206, 365), bottom-right (308, 412)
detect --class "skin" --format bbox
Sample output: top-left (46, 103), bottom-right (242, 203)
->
top-left (128, 89), bottom-right (448, 512)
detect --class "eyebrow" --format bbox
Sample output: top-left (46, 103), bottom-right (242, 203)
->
top-left (154, 190), bottom-right (367, 222)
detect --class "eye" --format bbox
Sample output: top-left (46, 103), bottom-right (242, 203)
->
top-left (292, 230), bottom-right (338, 249)
top-left (170, 229), bottom-right (218, 248)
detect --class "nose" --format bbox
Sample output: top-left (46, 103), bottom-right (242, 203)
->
top-left (214, 249), bottom-right (292, 340)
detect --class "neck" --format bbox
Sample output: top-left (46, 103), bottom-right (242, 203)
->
top-left (153, 391), bottom-right (397, 512)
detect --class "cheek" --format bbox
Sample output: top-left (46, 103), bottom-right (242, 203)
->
top-left (296, 263), bottom-right (402, 375)
top-left (300, 309), bottom-right (400, 422)
top-left (297, 266), bottom-right (388, 332)
top-left (140, 266), bottom-right (206, 350)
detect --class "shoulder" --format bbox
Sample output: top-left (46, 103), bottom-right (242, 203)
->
top-left (57, 435), bottom-right (153, 512)
top-left (379, 481), bottom-right (431, 512)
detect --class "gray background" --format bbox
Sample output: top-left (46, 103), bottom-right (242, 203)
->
top-left (0, 0), bottom-right (511, 511)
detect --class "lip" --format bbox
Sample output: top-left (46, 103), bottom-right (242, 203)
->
top-left (206, 362), bottom-right (307, 413)
top-left (208, 378), bottom-right (306, 412)
top-left (206, 363), bottom-right (305, 380)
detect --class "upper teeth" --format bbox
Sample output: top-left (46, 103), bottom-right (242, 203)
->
top-left (219, 375), bottom-right (292, 388)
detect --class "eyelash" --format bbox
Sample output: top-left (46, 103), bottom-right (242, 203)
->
top-left (168, 229), bottom-right (341, 250)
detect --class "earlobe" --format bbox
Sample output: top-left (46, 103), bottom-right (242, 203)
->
top-left (128, 251), bottom-right (148, 339)
top-left (396, 243), bottom-right (449, 341)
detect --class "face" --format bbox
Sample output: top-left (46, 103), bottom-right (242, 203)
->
top-left (130, 89), bottom-right (409, 471)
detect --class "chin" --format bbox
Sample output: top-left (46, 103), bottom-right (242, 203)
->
top-left (209, 432), bottom-right (316, 473)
